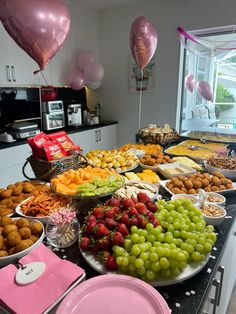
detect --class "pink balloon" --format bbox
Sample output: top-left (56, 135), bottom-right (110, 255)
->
top-left (85, 80), bottom-right (102, 90)
top-left (84, 63), bottom-right (104, 82)
top-left (196, 80), bottom-right (213, 102)
top-left (77, 50), bottom-right (96, 71)
top-left (130, 16), bottom-right (158, 70)
top-left (0, 0), bottom-right (70, 71)
top-left (184, 74), bottom-right (195, 92)
top-left (67, 70), bottom-right (85, 90)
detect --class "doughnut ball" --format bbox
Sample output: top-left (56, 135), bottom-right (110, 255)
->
top-left (188, 189), bottom-right (196, 195)
top-left (19, 227), bottom-right (31, 239)
top-left (0, 250), bottom-right (8, 257)
top-left (16, 218), bottom-right (30, 229)
top-left (2, 224), bottom-right (18, 237)
top-left (171, 187), bottom-right (181, 194)
top-left (211, 177), bottom-right (221, 187)
top-left (184, 180), bottom-right (193, 190)
top-left (193, 180), bottom-right (202, 189)
top-left (29, 222), bottom-right (43, 236)
top-left (7, 231), bottom-right (21, 247)
top-left (0, 235), bottom-right (3, 249)
top-left (30, 235), bottom-right (39, 243)
top-left (0, 216), bottom-right (12, 227)
top-left (201, 179), bottom-right (210, 188)
top-left (15, 239), bottom-right (33, 253)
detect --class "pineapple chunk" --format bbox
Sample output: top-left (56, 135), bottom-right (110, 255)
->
top-left (125, 172), bottom-right (140, 181)
top-left (172, 157), bottom-right (202, 171)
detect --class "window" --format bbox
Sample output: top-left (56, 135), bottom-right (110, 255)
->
top-left (176, 26), bottom-right (236, 134)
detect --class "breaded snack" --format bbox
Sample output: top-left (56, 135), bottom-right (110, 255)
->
top-left (2, 224), bottom-right (18, 237)
top-left (19, 227), bottom-right (31, 239)
top-left (30, 235), bottom-right (39, 243)
top-left (0, 235), bottom-right (3, 249)
top-left (29, 222), bottom-right (43, 235)
top-left (15, 239), bottom-right (34, 253)
top-left (0, 216), bottom-right (12, 227)
top-left (7, 231), bottom-right (21, 247)
top-left (16, 218), bottom-right (30, 229)
top-left (0, 250), bottom-right (8, 257)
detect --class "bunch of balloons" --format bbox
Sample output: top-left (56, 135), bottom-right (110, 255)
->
top-left (0, 0), bottom-right (71, 73)
top-left (67, 50), bottom-right (104, 90)
top-left (185, 74), bottom-right (213, 102)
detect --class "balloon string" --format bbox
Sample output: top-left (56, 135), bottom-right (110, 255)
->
top-left (40, 71), bottom-right (48, 86)
top-left (138, 70), bottom-right (143, 130)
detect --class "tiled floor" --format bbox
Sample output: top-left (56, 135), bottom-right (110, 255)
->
top-left (226, 282), bottom-right (236, 314)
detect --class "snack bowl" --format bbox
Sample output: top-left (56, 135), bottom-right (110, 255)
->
top-left (200, 203), bottom-right (226, 226)
top-left (171, 194), bottom-right (200, 207)
top-left (204, 192), bottom-right (226, 206)
top-left (0, 217), bottom-right (44, 267)
top-left (204, 161), bottom-right (236, 180)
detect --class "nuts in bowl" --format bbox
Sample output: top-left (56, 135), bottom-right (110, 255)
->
top-left (200, 204), bottom-right (226, 226)
top-left (204, 192), bottom-right (226, 205)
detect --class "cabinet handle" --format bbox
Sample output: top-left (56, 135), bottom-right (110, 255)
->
top-left (99, 130), bottom-right (101, 141)
top-left (217, 265), bottom-right (224, 306)
top-left (210, 279), bottom-right (220, 314)
top-left (11, 66), bottom-right (16, 82)
top-left (6, 65), bottom-right (11, 82)
top-left (95, 130), bottom-right (98, 142)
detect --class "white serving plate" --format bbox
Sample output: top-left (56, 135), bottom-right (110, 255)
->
top-left (0, 218), bottom-right (44, 267)
top-left (139, 162), bottom-right (160, 172)
top-left (157, 162), bottom-right (196, 179)
top-left (204, 161), bottom-right (236, 180)
top-left (160, 180), bottom-right (236, 196)
top-left (80, 250), bottom-right (209, 287)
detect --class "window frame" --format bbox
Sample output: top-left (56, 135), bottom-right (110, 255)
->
top-left (176, 24), bottom-right (236, 132)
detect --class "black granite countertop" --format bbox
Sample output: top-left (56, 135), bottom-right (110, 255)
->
top-left (0, 121), bottom-right (118, 150)
top-left (51, 189), bottom-right (236, 314)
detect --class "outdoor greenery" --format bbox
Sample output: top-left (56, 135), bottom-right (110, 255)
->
top-left (215, 83), bottom-right (235, 117)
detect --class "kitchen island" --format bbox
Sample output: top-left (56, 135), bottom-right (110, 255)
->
top-left (51, 188), bottom-right (236, 314)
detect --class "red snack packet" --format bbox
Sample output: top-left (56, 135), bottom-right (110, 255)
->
top-left (27, 132), bottom-right (50, 159)
top-left (41, 141), bottom-right (67, 161)
top-left (48, 131), bottom-right (80, 155)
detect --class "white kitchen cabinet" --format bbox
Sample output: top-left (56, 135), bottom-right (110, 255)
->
top-left (202, 219), bottom-right (236, 314)
top-left (0, 23), bottom-right (41, 86)
top-left (0, 144), bottom-right (34, 187)
top-left (72, 124), bottom-right (117, 155)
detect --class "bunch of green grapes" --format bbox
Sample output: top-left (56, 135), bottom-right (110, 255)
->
top-left (112, 198), bottom-right (216, 281)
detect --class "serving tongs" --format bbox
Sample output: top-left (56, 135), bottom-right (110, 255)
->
top-left (187, 144), bottom-right (210, 151)
top-left (198, 189), bottom-right (207, 207)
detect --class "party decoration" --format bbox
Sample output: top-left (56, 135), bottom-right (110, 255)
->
top-left (130, 16), bottom-right (158, 70)
top-left (84, 62), bottom-right (104, 82)
top-left (196, 80), bottom-right (213, 102)
top-left (77, 50), bottom-right (96, 71)
top-left (184, 74), bottom-right (195, 92)
top-left (0, 0), bottom-right (70, 71)
top-left (67, 70), bottom-right (85, 90)
top-left (85, 80), bottom-right (102, 90)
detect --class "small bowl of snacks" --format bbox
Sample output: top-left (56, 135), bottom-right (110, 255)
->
top-left (204, 192), bottom-right (226, 206)
top-left (204, 157), bottom-right (236, 180)
top-left (200, 203), bottom-right (226, 226)
top-left (171, 194), bottom-right (200, 206)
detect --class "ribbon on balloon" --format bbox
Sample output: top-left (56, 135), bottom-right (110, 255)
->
top-left (130, 16), bottom-right (158, 130)
top-left (67, 50), bottom-right (104, 90)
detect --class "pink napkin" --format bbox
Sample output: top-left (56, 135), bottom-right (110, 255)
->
top-left (0, 243), bottom-right (85, 314)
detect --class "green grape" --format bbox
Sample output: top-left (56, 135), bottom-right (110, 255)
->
top-left (149, 252), bottom-right (159, 262)
top-left (173, 230), bottom-right (180, 238)
top-left (165, 234), bottom-right (174, 243)
top-left (131, 244), bottom-right (141, 256)
top-left (172, 199), bottom-right (182, 207)
top-left (173, 221), bottom-right (180, 229)
top-left (156, 233), bottom-right (165, 242)
top-left (192, 251), bottom-right (202, 262)
top-left (204, 242), bottom-right (213, 252)
top-left (140, 252), bottom-right (149, 261)
top-left (153, 241), bottom-right (161, 247)
top-left (197, 236), bottom-right (206, 245)
top-left (156, 246), bottom-right (164, 258)
top-left (146, 270), bottom-right (156, 281)
top-left (121, 257), bottom-right (129, 267)
top-left (144, 260), bottom-right (151, 269)
top-left (161, 269), bottom-right (171, 278)
top-left (116, 256), bottom-right (123, 265)
top-left (120, 266), bottom-right (129, 274)
top-left (131, 233), bottom-right (140, 243)
top-left (131, 225), bottom-right (138, 234)
top-left (137, 266), bottom-right (146, 275)
top-left (169, 243), bottom-right (177, 249)
top-left (128, 263), bottom-right (136, 272)
top-left (129, 255), bottom-right (136, 263)
top-left (195, 244), bottom-right (204, 253)
top-left (171, 267), bottom-right (181, 277)
top-left (124, 239), bottom-right (132, 251)
top-left (139, 235), bottom-right (146, 244)
top-left (192, 216), bottom-right (200, 224)
top-left (146, 223), bottom-right (154, 231)
top-left (151, 228), bottom-right (161, 238)
top-left (186, 244), bottom-right (194, 254)
top-left (160, 257), bottom-right (170, 269)
top-left (146, 234), bottom-right (156, 243)
top-left (151, 261), bottom-right (161, 272)
top-left (135, 258), bottom-right (144, 268)
top-left (115, 246), bottom-right (125, 256)
top-left (185, 238), bottom-right (197, 246)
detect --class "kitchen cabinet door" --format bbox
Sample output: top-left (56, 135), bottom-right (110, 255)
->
top-left (98, 125), bottom-right (117, 150)
top-left (73, 129), bottom-right (97, 155)
top-left (0, 23), bottom-right (14, 86)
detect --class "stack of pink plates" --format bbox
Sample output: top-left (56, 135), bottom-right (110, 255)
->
top-left (56, 274), bottom-right (171, 314)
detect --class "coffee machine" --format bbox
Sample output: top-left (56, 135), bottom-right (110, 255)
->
top-left (66, 104), bottom-right (82, 126)
top-left (42, 100), bottom-right (65, 130)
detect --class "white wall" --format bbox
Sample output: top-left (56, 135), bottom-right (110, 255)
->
top-left (98, 0), bottom-right (236, 146)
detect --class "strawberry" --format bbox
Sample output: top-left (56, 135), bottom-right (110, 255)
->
top-left (87, 214), bottom-right (97, 224)
top-left (151, 218), bottom-right (160, 227)
top-left (146, 211), bottom-right (155, 221)
top-left (93, 207), bottom-right (104, 219)
top-left (120, 213), bottom-right (130, 227)
top-left (105, 255), bottom-right (118, 270)
top-left (113, 206), bottom-right (121, 215)
top-left (85, 220), bottom-right (97, 234)
top-left (138, 216), bottom-right (149, 229)
top-left (112, 231), bottom-right (124, 246)
top-left (106, 197), bottom-right (121, 207)
top-left (97, 237), bottom-right (111, 250)
top-left (95, 223), bottom-right (110, 238)
top-left (131, 197), bottom-right (138, 205)
top-left (104, 218), bottom-right (117, 230)
top-left (146, 202), bottom-right (158, 213)
top-left (122, 198), bottom-right (135, 209)
top-left (92, 244), bottom-right (100, 254)
top-left (137, 192), bottom-right (151, 204)
top-left (129, 217), bottom-right (139, 226)
top-left (80, 237), bottom-right (90, 250)
top-left (135, 203), bottom-right (148, 214)
top-left (99, 251), bottom-right (111, 263)
top-left (104, 208), bottom-right (115, 219)
top-left (118, 223), bottom-right (129, 236)
top-left (128, 207), bottom-right (138, 217)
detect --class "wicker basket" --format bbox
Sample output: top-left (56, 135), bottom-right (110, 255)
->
top-left (139, 128), bottom-right (179, 146)
top-left (22, 154), bottom-right (88, 182)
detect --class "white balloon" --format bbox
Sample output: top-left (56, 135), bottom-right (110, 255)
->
top-left (85, 80), bottom-right (102, 90)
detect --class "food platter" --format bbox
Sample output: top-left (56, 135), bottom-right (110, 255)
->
top-left (80, 250), bottom-right (209, 287)
top-left (117, 163), bottom-right (139, 174)
top-left (160, 180), bottom-right (236, 196)
top-left (56, 274), bottom-right (171, 314)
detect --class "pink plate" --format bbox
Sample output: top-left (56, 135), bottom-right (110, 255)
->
top-left (56, 274), bottom-right (171, 314)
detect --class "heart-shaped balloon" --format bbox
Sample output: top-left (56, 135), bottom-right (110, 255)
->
top-left (184, 74), bottom-right (195, 92)
top-left (196, 80), bottom-right (213, 102)
top-left (0, 0), bottom-right (70, 71)
top-left (130, 16), bottom-right (158, 70)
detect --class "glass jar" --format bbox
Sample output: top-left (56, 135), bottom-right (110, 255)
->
top-left (46, 218), bottom-right (80, 248)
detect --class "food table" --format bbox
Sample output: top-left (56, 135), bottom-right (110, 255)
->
top-left (49, 187), bottom-right (236, 314)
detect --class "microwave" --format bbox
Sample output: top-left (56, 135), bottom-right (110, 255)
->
top-left (41, 100), bottom-right (64, 114)
top-left (41, 100), bottom-right (65, 130)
